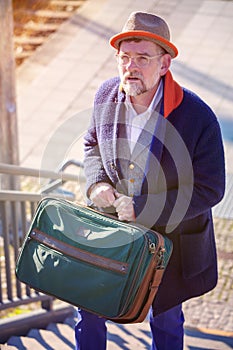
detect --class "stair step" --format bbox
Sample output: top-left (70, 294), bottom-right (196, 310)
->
top-left (107, 321), bottom-right (151, 349)
top-left (7, 335), bottom-right (46, 349)
top-left (14, 36), bottom-right (45, 46)
top-left (47, 323), bottom-right (75, 346)
top-left (33, 9), bottom-right (72, 20)
top-left (50, 0), bottom-right (85, 8)
top-left (27, 328), bottom-right (74, 349)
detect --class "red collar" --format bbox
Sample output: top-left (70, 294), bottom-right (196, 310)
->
top-left (163, 70), bottom-right (183, 118)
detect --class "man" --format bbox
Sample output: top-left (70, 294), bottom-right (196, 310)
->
top-left (75, 11), bottom-right (225, 350)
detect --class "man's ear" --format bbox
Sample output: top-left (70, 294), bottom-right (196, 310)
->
top-left (160, 54), bottom-right (171, 76)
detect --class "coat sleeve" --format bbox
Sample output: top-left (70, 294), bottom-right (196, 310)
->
top-left (83, 78), bottom-right (120, 196)
top-left (84, 119), bottom-right (112, 196)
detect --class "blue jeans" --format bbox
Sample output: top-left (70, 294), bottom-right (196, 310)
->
top-left (75, 304), bottom-right (184, 350)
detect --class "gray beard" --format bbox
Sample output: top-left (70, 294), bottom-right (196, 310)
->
top-left (122, 81), bottom-right (147, 96)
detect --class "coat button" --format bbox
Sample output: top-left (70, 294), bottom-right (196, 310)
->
top-left (129, 178), bottom-right (135, 183)
top-left (129, 163), bottom-right (134, 170)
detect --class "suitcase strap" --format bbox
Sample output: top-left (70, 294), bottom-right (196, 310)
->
top-left (132, 234), bottom-right (166, 323)
top-left (30, 229), bottom-right (129, 274)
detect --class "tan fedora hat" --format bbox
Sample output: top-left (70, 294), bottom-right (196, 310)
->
top-left (109, 11), bottom-right (178, 58)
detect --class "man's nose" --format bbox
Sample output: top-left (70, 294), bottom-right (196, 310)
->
top-left (126, 57), bottom-right (139, 70)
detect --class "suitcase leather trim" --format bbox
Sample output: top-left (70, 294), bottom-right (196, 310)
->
top-left (30, 228), bottom-right (128, 274)
top-left (111, 234), bottom-right (165, 323)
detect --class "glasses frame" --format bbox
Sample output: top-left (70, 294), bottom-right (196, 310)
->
top-left (116, 52), bottom-right (164, 68)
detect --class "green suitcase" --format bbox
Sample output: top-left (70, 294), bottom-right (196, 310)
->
top-left (16, 197), bottom-right (173, 323)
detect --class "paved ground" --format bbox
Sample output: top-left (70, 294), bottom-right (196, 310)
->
top-left (14, 0), bottom-right (233, 348)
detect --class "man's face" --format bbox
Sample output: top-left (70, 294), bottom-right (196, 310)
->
top-left (117, 40), bottom-right (165, 97)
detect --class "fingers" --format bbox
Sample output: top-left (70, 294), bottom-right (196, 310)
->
top-left (113, 193), bottom-right (135, 222)
top-left (89, 182), bottom-right (116, 208)
top-left (114, 194), bottom-right (132, 211)
top-left (89, 185), bottom-right (136, 221)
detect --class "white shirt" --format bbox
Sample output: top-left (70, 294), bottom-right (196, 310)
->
top-left (125, 80), bottom-right (163, 153)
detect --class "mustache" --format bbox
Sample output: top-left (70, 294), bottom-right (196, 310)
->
top-left (123, 72), bottom-right (143, 80)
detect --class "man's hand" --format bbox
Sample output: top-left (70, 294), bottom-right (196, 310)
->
top-left (113, 193), bottom-right (136, 222)
top-left (89, 182), bottom-right (116, 208)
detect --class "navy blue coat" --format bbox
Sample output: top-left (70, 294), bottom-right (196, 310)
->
top-left (84, 72), bottom-right (225, 314)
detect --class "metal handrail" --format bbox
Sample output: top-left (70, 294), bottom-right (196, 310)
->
top-left (0, 190), bottom-right (74, 201)
top-left (0, 162), bottom-right (85, 182)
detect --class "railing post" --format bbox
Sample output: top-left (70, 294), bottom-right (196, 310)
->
top-left (0, 0), bottom-right (20, 190)
top-left (41, 298), bottom-right (54, 311)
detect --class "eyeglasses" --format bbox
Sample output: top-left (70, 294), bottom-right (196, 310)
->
top-left (116, 53), bottom-right (163, 68)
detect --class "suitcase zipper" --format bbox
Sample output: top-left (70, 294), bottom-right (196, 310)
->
top-left (29, 229), bottom-right (129, 275)
top-left (116, 233), bottom-right (165, 321)
top-left (118, 232), bottom-right (165, 317)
